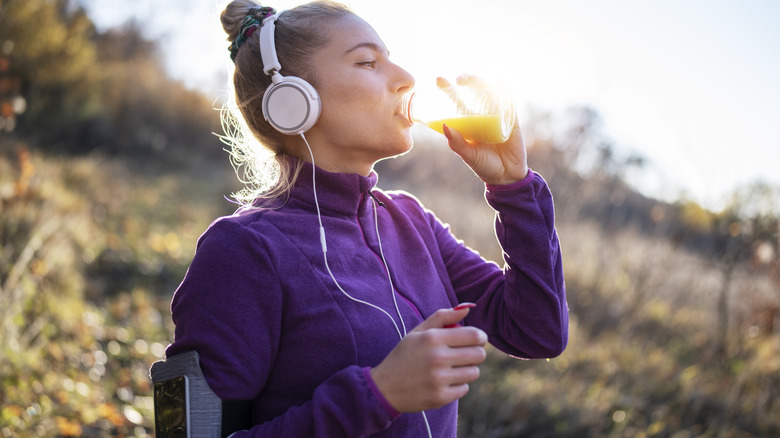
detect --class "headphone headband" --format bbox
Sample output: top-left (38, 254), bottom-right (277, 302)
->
top-left (259, 12), bottom-right (283, 78)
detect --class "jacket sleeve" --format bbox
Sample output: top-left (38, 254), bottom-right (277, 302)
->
top-left (166, 219), bottom-right (397, 437)
top-left (430, 171), bottom-right (568, 358)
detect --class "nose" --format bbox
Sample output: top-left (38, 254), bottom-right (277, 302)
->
top-left (392, 62), bottom-right (415, 94)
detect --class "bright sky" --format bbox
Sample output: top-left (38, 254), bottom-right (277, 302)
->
top-left (83, 0), bottom-right (780, 210)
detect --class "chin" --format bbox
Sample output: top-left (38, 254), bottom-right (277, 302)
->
top-left (393, 144), bottom-right (413, 158)
top-left (369, 128), bottom-right (414, 161)
top-left (394, 134), bottom-right (415, 156)
top-left (375, 140), bottom-right (413, 163)
top-left (400, 129), bottom-right (414, 151)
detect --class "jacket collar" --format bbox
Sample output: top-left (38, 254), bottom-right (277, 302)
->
top-left (288, 160), bottom-right (379, 216)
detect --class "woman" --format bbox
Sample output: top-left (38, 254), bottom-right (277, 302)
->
top-left (165, 0), bottom-right (568, 436)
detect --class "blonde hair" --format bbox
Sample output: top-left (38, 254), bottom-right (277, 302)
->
top-left (219, 0), bottom-right (354, 207)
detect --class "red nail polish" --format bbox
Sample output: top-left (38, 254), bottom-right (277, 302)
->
top-left (453, 303), bottom-right (476, 311)
top-left (445, 303), bottom-right (476, 328)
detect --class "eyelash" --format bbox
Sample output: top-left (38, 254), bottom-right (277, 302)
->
top-left (358, 60), bottom-right (377, 68)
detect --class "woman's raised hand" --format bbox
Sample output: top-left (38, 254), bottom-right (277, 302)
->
top-left (440, 75), bottom-right (529, 186)
top-left (369, 304), bottom-right (488, 413)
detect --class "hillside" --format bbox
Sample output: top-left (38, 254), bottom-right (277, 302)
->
top-left (2, 1), bottom-right (779, 436)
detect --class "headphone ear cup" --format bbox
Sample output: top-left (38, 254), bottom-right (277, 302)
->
top-left (262, 76), bottom-right (321, 135)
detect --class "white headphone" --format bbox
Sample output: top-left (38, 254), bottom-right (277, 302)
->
top-left (259, 12), bottom-right (321, 135)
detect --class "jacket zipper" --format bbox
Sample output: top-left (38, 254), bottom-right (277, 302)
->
top-left (368, 191), bottom-right (386, 208)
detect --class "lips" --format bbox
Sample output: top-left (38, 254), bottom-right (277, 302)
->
top-left (394, 107), bottom-right (413, 127)
top-left (397, 113), bottom-right (414, 127)
top-left (400, 91), bottom-right (414, 125)
top-left (396, 98), bottom-right (414, 127)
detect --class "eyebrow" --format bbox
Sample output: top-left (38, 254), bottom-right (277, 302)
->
top-left (345, 42), bottom-right (389, 57)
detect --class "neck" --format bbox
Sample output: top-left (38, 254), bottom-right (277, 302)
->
top-left (292, 132), bottom-right (375, 176)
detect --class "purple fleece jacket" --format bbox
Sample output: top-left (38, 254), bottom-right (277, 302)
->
top-left (166, 161), bottom-right (567, 437)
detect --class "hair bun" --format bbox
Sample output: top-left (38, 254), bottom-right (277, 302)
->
top-left (220, 0), bottom-right (267, 42)
top-left (222, 1), bottom-right (277, 62)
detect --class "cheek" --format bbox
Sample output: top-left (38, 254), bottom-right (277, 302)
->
top-left (323, 77), bottom-right (383, 113)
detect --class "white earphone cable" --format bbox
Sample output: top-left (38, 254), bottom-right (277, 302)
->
top-left (370, 197), bottom-right (408, 337)
top-left (299, 132), bottom-right (431, 438)
top-left (300, 133), bottom-right (404, 340)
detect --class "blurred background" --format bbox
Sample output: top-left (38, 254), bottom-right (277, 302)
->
top-left (1, 0), bottom-right (778, 436)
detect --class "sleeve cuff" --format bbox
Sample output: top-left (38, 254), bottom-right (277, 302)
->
top-left (485, 169), bottom-right (536, 192)
top-left (362, 367), bottom-right (401, 419)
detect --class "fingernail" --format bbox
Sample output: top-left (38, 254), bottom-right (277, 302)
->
top-left (445, 303), bottom-right (476, 328)
top-left (442, 124), bottom-right (452, 140)
top-left (453, 302), bottom-right (476, 311)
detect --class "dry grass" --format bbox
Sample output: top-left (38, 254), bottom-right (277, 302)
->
top-left (1, 141), bottom-right (778, 436)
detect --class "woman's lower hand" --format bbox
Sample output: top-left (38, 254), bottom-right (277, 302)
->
top-left (369, 304), bottom-right (488, 413)
top-left (442, 75), bottom-right (529, 186)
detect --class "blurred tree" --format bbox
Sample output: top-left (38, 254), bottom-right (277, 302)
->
top-left (0, 0), bottom-right (222, 161)
top-left (90, 22), bottom-right (223, 162)
top-left (712, 181), bottom-right (780, 358)
top-left (0, 21), bottom-right (26, 133)
top-left (0, 0), bottom-right (101, 144)
top-left (559, 106), bottom-right (602, 172)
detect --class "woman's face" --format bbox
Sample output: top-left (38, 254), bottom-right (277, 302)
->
top-left (304, 15), bottom-right (416, 175)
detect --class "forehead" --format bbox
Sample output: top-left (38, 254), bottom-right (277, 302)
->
top-left (321, 15), bottom-right (388, 55)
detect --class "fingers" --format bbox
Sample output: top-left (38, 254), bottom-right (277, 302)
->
top-left (370, 303), bottom-right (488, 413)
top-left (455, 74), bottom-right (489, 89)
top-left (428, 377), bottom-right (478, 407)
top-left (438, 74), bottom-right (498, 113)
top-left (442, 359), bottom-right (482, 383)
top-left (421, 382), bottom-right (473, 411)
top-left (443, 123), bottom-right (474, 163)
top-left (445, 302), bottom-right (477, 328)
top-left (439, 327), bottom-right (489, 349)
top-left (446, 383), bottom-right (472, 402)
top-left (422, 349), bottom-right (483, 407)
top-left (436, 76), bottom-right (452, 89)
top-left (417, 345), bottom-right (484, 409)
top-left (413, 302), bottom-right (476, 331)
top-left (436, 76), bottom-right (468, 113)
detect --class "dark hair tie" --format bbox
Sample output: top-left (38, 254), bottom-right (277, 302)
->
top-left (229, 6), bottom-right (277, 62)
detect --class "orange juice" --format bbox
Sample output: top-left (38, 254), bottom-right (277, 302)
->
top-left (425, 113), bottom-right (512, 144)
top-left (402, 78), bottom-right (517, 144)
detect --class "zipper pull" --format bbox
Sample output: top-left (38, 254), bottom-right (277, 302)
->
top-left (368, 191), bottom-right (386, 208)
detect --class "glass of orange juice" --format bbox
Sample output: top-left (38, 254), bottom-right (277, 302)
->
top-left (402, 76), bottom-right (516, 144)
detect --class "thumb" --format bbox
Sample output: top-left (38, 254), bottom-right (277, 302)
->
top-left (413, 303), bottom-right (476, 332)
